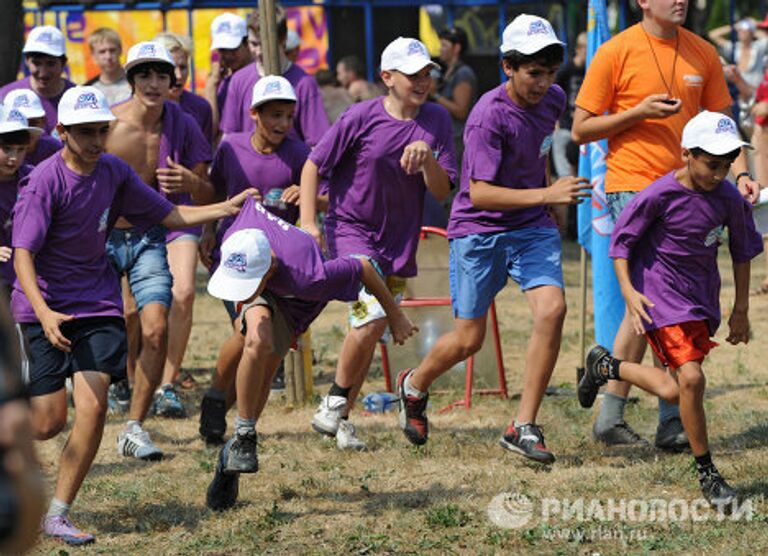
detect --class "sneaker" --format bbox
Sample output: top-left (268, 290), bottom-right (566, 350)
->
top-left (43, 515), bottom-right (95, 546)
top-left (578, 345), bottom-right (611, 408)
top-left (271, 362), bottom-right (285, 392)
top-left (311, 395), bottom-right (347, 437)
top-left (200, 394), bottom-right (227, 443)
top-left (593, 421), bottom-right (650, 447)
top-left (397, 369), bottom-right (429, 446)
top-left (499, 423), bottom-right (556, 464)
top-left (224, 430), bottom-right (259, 473)
top-left (655, 417), bottom-right (690, 452)
top-left (117, 425), bottom-right (164, 461)
top-left (152, 384), bottom-right (187, 418)
top-left (206, 442), bottom-right (240, 512)
top-left (107, 379), bottom-right (131, 414)
top-left (336, 420), bottom-right (367, 451)
top-left (700, 469), bottom-right (737, 512)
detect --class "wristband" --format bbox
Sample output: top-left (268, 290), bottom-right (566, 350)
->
top-left (736, 171), bottom-right (752, 183)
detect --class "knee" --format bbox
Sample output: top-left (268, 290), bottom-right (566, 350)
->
top-left (34, 416), bottom-right (67, 440)
top-left (172, 283), bottom-right (196, 310)
top-left (678, 368), bottom-right (706, 395)
top-left (141, 317), bottom-right (168, 351)
top-left (352, 320), bottom-right (388, 344)
top-left (658, 383), bottom-right (680, 405)
top-left (76, 393), bottom-right (109, 422)
top-left (456, 330), bottom-right (486, 359)
top-left (243, 332), bottom-right (275, 361)
top-left (534, 297), bottom-right (567, 328)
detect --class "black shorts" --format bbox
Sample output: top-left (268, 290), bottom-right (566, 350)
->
top-left (21, 316), bottom-right (127, 397)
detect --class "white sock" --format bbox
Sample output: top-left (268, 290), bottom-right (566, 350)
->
top-left (47, 497), bottom-right (70, 519)
top-left (404, 374), bottom-right (426, 399)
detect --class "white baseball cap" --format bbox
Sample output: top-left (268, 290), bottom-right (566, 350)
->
top-left (207, 228), bottom-right (273, 301)
top-left (23, 25), bottom-right (66, 58)
top-left (125, 41), bottom-right (175, 72)
top-left (57, 86), bottom-right (116, 126)
top-left (380, 37), bottom-right (438, 75)
top-left (285, 29), bottom-right (301, 51)
top-left (0, 105), bottom-right (42, 136)
top-left (681, 111), bottom-right (752, 155)
top-left (3, 89), bottom-right (46, 119)
top-left (251, 75), bottom-right (297, 108)
top-left (500, 14), bottom-right (564, 56)
top-left (211, 13), bottom-right (248, 51)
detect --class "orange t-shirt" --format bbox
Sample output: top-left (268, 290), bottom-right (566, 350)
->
top-left (576, 24), bottom-right (732, 193)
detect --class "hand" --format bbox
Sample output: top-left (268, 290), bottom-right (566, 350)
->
top-left (400, 140), bottom-right (433, 175)
top-left (622, 288), bottom-right (654, 335)
top-left (281, 185), bottom-right (301, 205)
top-left (199, 226), bottom-right (216, 270)
top-left (723, 64), bottom-right (741, 82)
top-left (633, 94), bottom-right (682, 120)
top-left (156, 157), bottom-right (199, 196)
top-left (737, 176), bottom-right (761, 205)
top-left (40, 309), bottom-right (74, 352)
top-left (207, 61), bottom-right (223, 88)
top-left (0, 246), bottom-right (11, 263)
top-left (544, 176), bottom-right (592, 204)
top-left (226, 188), bottom-right (261, 215)
top-left (726, 308), bottom-right (750, 345)
top-left (390, 311), bottom-right (419, 345)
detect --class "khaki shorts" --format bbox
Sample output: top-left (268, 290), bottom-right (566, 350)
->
top-left (238, 292), bottom-right (294, 358)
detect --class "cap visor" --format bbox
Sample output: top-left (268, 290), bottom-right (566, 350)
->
top-left (394, 59), bottom-right (439, 75)
top-left (124, 58), bottom-right (174, 72)
top-left (207, 273), bottom-right (264, 302)
top-left (695, 139), bottom-right (753, 155)
top-left (59, 113), bottom-right (116, 126)
top-left (0, 123), bottom-right (43, 135)
top-left (211, 36), bottom-right (243, 51)
top-left (251, 96), bottom-right (297, 108)
top-left (23, 46), bottom-right (65, 58)
top-left (502, 37), bottom-right (565, 56)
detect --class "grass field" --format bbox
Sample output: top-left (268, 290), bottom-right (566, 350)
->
top-left (31, 240), bottom-right (768, 555)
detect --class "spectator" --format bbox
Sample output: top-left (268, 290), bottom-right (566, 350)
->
top-left (85, 28), bottom-right (131, 106)
top-left (315, 69), bottom-right (353, 123)
top-left (285, 29), bottom-right (301, 63)
top-left (709, 18), bottom-right (768, 90)
top-left (336, 55), bottom-right (382, 102)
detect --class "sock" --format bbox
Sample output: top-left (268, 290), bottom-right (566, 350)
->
top-left (658, 398), bottom-right (680, 425)
top-left (206, 387), bottom-right (226, 401)
top-left (126, 420), bottom-right (141, 432)
top-left (404, 374), bottom-right (426, 399)
top-left (606, 357), bottom-right (622, 380)
top-left (235, 416), bottom-right (256, 435)
top-left (695, 452), bottom-right (716, 480)
top-left (329, 381), bottom-right (351, 399)
top-left (594, 392), bottom-right (627, 431)
top-left (47, 497), bottom-right (70, 519)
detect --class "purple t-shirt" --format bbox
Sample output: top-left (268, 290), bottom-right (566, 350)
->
top-left (222, 197), bottom-right (363, 334)
top-left (179, 90), bottom-right (214, 144)
top-left (219, 63), bottom-right (330, 147)
top-left (609, 172), bottom-right (763, 335)
top-left (309, 98), bottom-right (457, 277)
top-left (216, 74), bottom-right (232, 115)
top-left (0, 77), bottom-right (75, 135)
top-left (0, 164), bottom-right (33, 288)
top-left (25, 134), bottom-right (62, 166)
top-left (11, 153), bottom-right (174, 323)
top-left (210, 132), bottom-right (309, 260)
top-left (448, 84), bottom-right (565, 239)
top-left (157, 101), bottom-right (213, 242)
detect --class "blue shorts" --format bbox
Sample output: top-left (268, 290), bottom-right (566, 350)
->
top-left (449, 228), bottom-right (564, 319)
top-left (107, 225), bottom-right (173, 311)
top-left (21, 316), bottom-right (127, 397)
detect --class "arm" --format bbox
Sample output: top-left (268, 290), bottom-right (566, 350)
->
top-left (162, 188), bottom-right (256, 229)
top-left (613, 257), bottom-right (654, 336)
top-left (726, 261), bottom-right (751, 345)
top-left (401, 141), bottom-right (451, 201)
top-left (436, 81), bottom-right (473, 121)
top-left (468, 176), bottom-right (590, 211)
top-left (721, 106), bottom-right (761, 201)
top-left (707, 23), bottom-right (733, 49)
top-left (299, 159), bottom-right (322, 244)
top-left (13, 249), bottom-right (73, 352)
top-left (156, 159), bottom-right (216, 205)
top-left (358, 258), bottom-right (417, 345)
top-left (723, 65), bottom-right (755, 98)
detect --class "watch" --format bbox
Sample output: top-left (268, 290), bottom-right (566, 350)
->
top-left (736, 171), bottom-right (752, 183)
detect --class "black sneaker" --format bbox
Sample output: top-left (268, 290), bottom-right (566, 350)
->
top-left (397, 369), bottom-right (429, 446)
top-left (206, 442), bottom-right (240, 512)
top-left (593, 421), bottom-right (650, 447)
top-left (700, 469), bottom-right (737, 512)
top-left (224, 430), bottom-right (259, 473)
top-left (578, 345), bottom-right (611, 408)
top-left (655, 417), bottom-right (690, 452)
top-left (200, 394), bottom-right (227, 444)
top-left (499, 423), bottom-right (555, 464)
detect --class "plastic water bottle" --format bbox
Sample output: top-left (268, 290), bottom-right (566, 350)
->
top-left (262, 188), bottom-right (287, 210)
top-left (362, 392), bottom-right (399, 413)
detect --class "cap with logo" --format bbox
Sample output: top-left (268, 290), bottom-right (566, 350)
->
top-left (2, 89), bottom-right (46, 120)
top-left (211, 13), bottom-right (248, 51)
top-left (125, 41), bottom-right (175, 73)
top-left (380, 37), bottom-right (438, 75)
top-left (251, 75), bottom-right (297, 108)
top-left (500, 14), bottom-right (564, 56)
top-left (23, 25), bottom-right (66, 58)
top-left (681, 111), bottom-right (752, 156)
top-left (57, 86), bottom-right (116, 126)
top-left (0, 105), bottom-right (42, 136)
top-left (207, 228), bottom-right (273, 301)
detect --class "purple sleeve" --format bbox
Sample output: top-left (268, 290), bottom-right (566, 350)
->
top-left (113, 167), bottom-right (175, 228)
top-left (219, 75), bottom-right (244, 134)
top-left (609, 192), bottom-right (660, 260)
top-left (308, 108), bottom-right (361, 179)
top-left (11, 178), bottom-right (54, 254)
top-left (464, 124), bottom-right (503, 183)
top-left (315, 256), bottom-right (364, 301)
top-left (727, 195), bottom-right (765, 263)
top-left (295, 78), bottom-right (330, 147)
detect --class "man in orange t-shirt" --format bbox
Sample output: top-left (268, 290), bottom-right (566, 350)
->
top-left (572, 0), bottom-right (760, 450)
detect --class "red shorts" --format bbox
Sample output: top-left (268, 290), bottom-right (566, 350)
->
top-left (645, 321), bottom-right (718, 370)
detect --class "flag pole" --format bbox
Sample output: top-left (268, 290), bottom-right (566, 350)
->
top-left (577, 245), bottom-right (587, 382)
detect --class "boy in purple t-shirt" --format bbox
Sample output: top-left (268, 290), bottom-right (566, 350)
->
top-left (578, 112), bottom-right (763, 510)
top-left (203, 197), bottom-right (417, 511)
top-left (396, 16), bottom-right (590, 463)
top-left (300, 36), bottom-right (456, 450)
top-left (11, 86), bottom-right (254, 545)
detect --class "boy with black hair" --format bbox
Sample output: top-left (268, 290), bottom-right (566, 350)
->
top-left (578, 111), bottom-right (763, 509)
top-left (396, 15), bottom-right (590, 463)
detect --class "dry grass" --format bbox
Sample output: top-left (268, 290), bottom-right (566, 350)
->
top-left (31, 240), bottom-right (768, 555)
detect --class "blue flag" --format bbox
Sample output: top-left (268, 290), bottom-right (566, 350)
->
top-left (577, 0), bottom-right (624, 348)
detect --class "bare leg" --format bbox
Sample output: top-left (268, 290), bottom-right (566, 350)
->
top-left (675, 362), bottom-right (708, 456)
top-left (123, 278), bottom-right (140, 385)
top-left (162, 240), bottom-right (198, 386)
top-left (210, 327), bottom-right (244, 411)
top-left (129, 303), bottom-right (168, 422)
top-left (335, 318), bottom-right (387, 414)
top-left (604, 312), bottom-right (648, 398)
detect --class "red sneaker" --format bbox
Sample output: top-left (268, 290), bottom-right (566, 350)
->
top-left (397, 369), bottom-right (429, 446)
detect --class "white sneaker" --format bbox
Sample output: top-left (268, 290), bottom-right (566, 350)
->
top-left (117, 425), bottom-right (164, 461)
top-left (311, 395), bottom-right (347, 436)
top-left (336, 420), bottom-right (367, 451)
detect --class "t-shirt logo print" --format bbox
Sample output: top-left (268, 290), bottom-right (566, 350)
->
top-left (715, 118), bottom-right (736, 135)
top-left (528, 21), bottom-right (549, 36)
top-left (407, 41), bottom-right (426, 57)
top-left (539, 134), bottom-right (554, 158)
top-left (74, 93), bottom-right (100, 111)
top-left (98, 208), bottom-right (110, 233)
top-left (224, 252), bottom-right (248, 273)
top-left (704, 225), bottom-right (725, 247)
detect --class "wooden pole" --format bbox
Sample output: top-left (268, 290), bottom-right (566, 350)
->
top-left (258, 0), bottom-right (281, 76)
top-left (577, 246), bottom-right (588, 383)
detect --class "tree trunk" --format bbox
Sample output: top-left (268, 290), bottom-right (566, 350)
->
top-left (0, 0), bottom-right (24, 87)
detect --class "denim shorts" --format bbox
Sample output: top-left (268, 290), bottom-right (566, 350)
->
top-left (606, 191), bottom-right (637, 223)
top-left (106, 225), bottom-right (173, 311)
top-left (449, 227), bottom-right (564, 319)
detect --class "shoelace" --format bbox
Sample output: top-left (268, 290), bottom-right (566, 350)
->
top-left (519, 424), bottom-right (544, 444)
top-left (615, 422), bottom-right (643, 442)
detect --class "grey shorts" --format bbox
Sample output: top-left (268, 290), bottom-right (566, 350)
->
top-left (238, 292), bottom-right (294, 358)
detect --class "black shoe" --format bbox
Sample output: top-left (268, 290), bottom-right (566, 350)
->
top-left (593, 421), bottom-right (650, 447)
top-left (655, 417), bottom-right (690, 452)
top-left (700, 469), bottom-right (737, 513)
top-left (499, 423), bottom-right (555, 464)
top-left (206, 443), bottom-right (240, 512)
top-left (200, 395), bottom-right (227, 444)
top-left (224, 430), bottom-right (259, 473)
top-left (271, 363), bottom-right (285, 392)
top-left (578, 345), bottom-right (611, 408)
